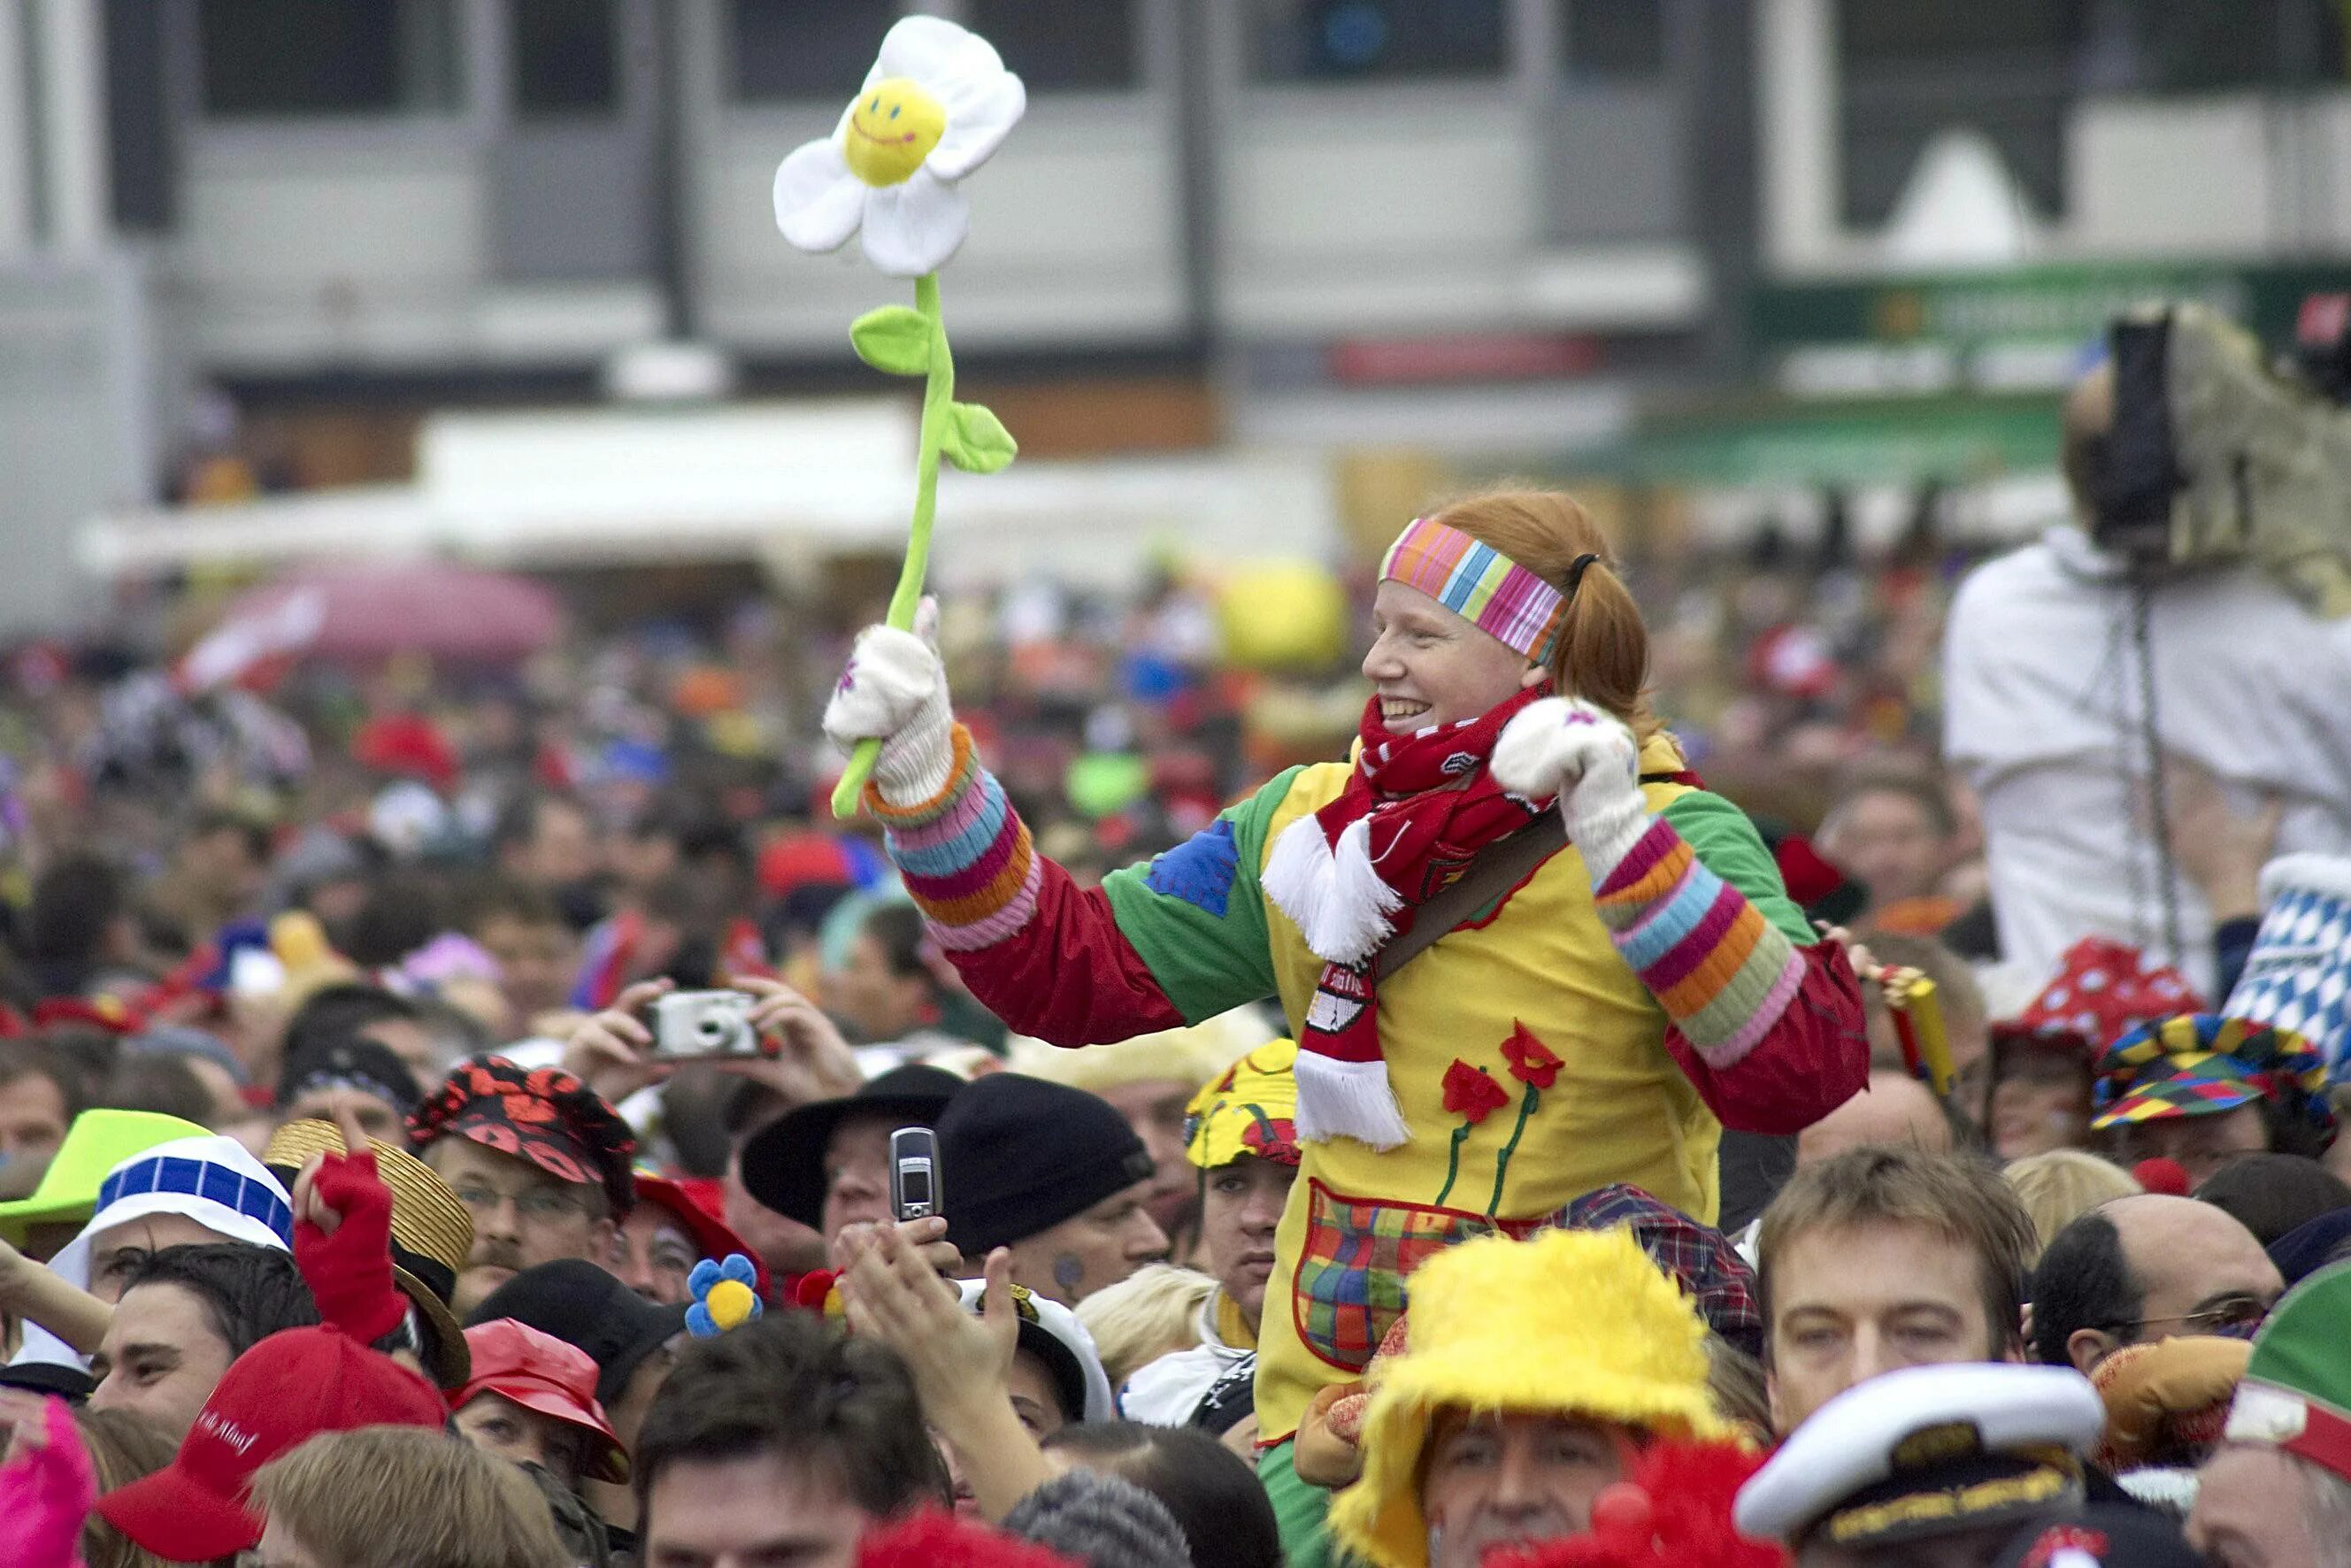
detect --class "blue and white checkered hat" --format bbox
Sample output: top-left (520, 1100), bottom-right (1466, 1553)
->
top-left (7, 1134), bottom-right (292, 1377)
top-left (2224, 854), bottom-right (2351, 1090)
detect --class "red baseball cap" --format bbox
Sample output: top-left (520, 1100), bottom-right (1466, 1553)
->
top-left (96, 1326), bottom-right (447, 1560)
top-left (456, 1319), bottom-right (629, 1484)
top-left (634, 1172), bottom-right (767, 1294)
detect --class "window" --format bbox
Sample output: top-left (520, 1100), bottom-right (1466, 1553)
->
top-left (1251, 0), bottom-right (1507, 83)
top-left (198, 0), bottom-right (460, 118)
top-left (106, 0), bottom-right (173, 229)
top-left (1839, 0), bottom-right (2085, 65)
top-left (1835, 0), bottom-right (2080, 225)
top-left (512, 0), bottom-right (619, 118)
top-left (2073, 0), bottom-right (2345, 96)
top-left (967, 0), bottom-right (1138, 91)
top-left (730, 0), bottom-right (900, 101)
top-left (1562, 0), bottom-right (1665, 81)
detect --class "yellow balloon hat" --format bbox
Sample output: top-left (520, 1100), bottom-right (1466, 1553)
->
top-left (1329, 1226), bottom-right (1732, 1568)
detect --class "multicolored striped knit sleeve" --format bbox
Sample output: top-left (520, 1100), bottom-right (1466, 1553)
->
top-left (865, 724), bottom-right (1041, 952)
top-left (1592, 808), bottom-right (1807, 1068)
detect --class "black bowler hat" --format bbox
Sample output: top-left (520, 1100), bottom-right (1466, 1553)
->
top-left (739, 1064), bottom-right (964, 1228)
top-left (465, 1258), bottom-right (687, 1407)
top-left (936, 1074), bottom-right (1155, 1255)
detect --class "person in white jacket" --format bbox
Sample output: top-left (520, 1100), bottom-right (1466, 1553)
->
top-left (1944, 364), bottom-right (2351, 995)
top-left (1120, 1041), bottom-right (1299, 1431)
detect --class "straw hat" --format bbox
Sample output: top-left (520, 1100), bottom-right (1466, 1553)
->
top-left (265, 1119), bottom-right (474, 1389)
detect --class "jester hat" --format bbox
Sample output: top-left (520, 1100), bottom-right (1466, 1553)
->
top-left (1183, 1038), bottom-right (1300, 1171)
top-left (2090, 1014), bottom-right (2331, 1134)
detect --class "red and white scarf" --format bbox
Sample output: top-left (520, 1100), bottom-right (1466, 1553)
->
top-left (1264, 687), bottom-right (1553, 1149)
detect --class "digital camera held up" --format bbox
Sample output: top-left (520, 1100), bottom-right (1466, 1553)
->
top-left (649, 989), bottom-right (761, 1060)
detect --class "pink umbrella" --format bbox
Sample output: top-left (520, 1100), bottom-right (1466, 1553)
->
top-left (196, 561), bottom-right (563, 681)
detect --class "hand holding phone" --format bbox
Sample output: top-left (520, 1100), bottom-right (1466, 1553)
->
top-left (890, 1126), bottom-right (941, 1223)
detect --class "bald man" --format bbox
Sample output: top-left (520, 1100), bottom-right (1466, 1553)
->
top-left (2029, 1194), bottom-right (2283, 1377)
top-left (1796, 1070), bottom-right (1954, 1170)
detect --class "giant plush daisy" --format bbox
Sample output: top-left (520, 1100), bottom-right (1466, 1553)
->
top-left (772, 15), bottom-right (1026, 278)
top-left (769, 17), bottom-right (1026, 816)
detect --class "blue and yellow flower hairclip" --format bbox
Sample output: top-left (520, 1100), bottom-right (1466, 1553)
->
top-left (687, 1254), bottom-right (764, 1338)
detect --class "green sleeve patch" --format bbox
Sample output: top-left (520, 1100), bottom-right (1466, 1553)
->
top-left (1658, 790), bottom-right (1817, 947)
top-left (1102, 766), bottom-right (1302, 1024)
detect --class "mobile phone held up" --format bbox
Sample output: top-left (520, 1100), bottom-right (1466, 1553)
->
top-left (648, 989), bottom-right (763, 1060)
top-left (890, 1126), bottom-right (941, 1223)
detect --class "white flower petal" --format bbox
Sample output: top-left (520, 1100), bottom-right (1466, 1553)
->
top-left (873, 15), bottom-right (1004, 93)
top-left (772, 138), bottom-right (864, 253)
top-left (928, 71), bottom-right (1026, 182)
top-left (859, 168), bottom-right (971, 278)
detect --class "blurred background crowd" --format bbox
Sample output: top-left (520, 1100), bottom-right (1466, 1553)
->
top-left (3, 4), bottom-right (2351, 1566)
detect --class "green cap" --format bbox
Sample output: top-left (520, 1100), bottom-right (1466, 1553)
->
top-left (0, 1111), bottom-right (209, 1248)
top-left (2224, 1261), bottom-right (2351, 1484)
top-left (1064, 752), bottom-right (1149, 820)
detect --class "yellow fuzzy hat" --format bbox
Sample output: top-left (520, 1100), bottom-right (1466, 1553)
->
top-left (1329, 1226), bottom-right (1732, 1568)
top-left (1184, 1039), bottom-right (1299, 1169)
top-left (1003, 1008), bottom-right (1265, 1096)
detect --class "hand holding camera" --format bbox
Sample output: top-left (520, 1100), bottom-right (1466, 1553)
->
top-left (562, 973), bottom-right (864, 1110)
top-left (649, 989), bottom-right (762, 1058)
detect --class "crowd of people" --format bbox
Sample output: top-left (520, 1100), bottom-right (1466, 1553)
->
top-left (0, 357), bottom-right (2347, 1568)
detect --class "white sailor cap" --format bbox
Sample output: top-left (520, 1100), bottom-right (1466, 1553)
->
top-left (1735, 1363), bottom-right (2107, 1549)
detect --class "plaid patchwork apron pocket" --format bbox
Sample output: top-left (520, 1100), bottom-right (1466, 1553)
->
top-left (1290, 1179), bottom-right (1499, 1373)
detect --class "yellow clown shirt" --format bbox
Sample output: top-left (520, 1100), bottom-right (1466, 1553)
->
top-left (866, 725), bottom-right (1867, 1442)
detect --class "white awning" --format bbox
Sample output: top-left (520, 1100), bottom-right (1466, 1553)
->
top-left (80, 398), bottom-right (1338, 587)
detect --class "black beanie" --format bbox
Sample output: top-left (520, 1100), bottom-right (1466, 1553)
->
top-left (273, 1034), bottom-right (424, 1115)
top-left (935, 1074), bottom-right (1155, 1254)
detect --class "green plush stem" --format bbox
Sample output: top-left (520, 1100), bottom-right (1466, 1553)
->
top-left (1433, 1121), bottom-right (1471, 1211)
top-left (1487, 1085), bottom-right (1539, 1218)
top-left (833, 272), bottom-right (952, 819)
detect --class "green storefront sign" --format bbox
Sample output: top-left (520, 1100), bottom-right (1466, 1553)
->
top-left (1584, 266), bottom-right (2351, 488)
top-left (1620, 263), bottom-right (2351, 486)
top-left (1618, 397), bottom-right (2059, 486)
top-left (1753, 264), bottom-right (2351, 355)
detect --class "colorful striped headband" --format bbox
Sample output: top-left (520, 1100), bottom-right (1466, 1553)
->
top-left (1379, 517), bottom-right (1590, 661)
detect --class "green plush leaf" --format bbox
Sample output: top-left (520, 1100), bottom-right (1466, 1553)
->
top-left (941, 401), bottom-right (1018, 473)
top-left (849, 306), bottom-right (932, 376)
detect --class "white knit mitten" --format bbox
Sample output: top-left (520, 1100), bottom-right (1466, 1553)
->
top-left (1491, 696), bottom-right (1649, 880)
top-left (823, 599), bottom-right (955, 805)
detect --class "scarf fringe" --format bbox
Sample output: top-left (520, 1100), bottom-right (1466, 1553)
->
top-left (1292, 1050), bottom-right (1412, 1151)
top-left (1264, 813), bottom-right (1404, 967)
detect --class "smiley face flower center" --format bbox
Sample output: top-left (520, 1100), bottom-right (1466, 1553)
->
top-left (843, 77), bottom-right (946, 187)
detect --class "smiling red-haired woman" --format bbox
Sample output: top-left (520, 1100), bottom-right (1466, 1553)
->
top-left (823, 488), bottom-right (1867, 1565)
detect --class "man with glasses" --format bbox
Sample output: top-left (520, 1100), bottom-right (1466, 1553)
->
top-left (2031, 1193), bottom-right (2283, 1377)
top-left (409, 1058), bottom-right (639, 1316)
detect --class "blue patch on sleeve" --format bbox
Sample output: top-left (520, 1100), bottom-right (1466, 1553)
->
top-left (1143, 818), bottom-right (1240, 918)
